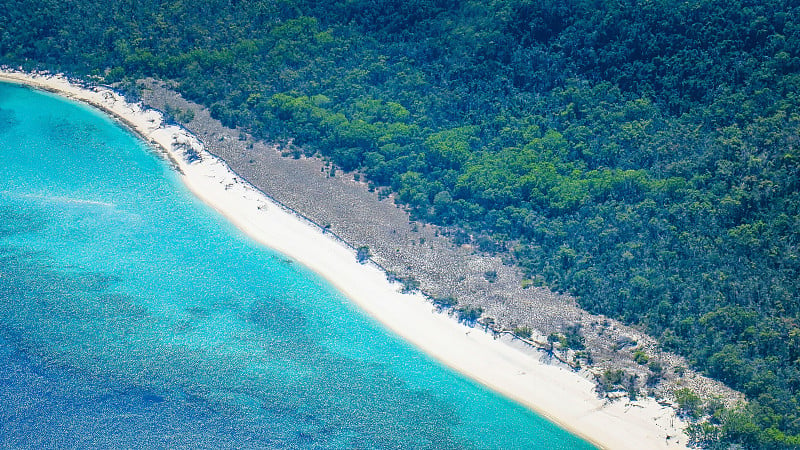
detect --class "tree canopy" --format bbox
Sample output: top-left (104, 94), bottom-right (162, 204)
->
top-left (2, 0), bottom-right (800, 446)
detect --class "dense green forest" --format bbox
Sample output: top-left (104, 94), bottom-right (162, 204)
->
top-left (2, 0), bottom-right (799, 446)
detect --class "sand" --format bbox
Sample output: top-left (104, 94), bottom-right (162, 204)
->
top-left (0, 68), bottom-right (689, 449)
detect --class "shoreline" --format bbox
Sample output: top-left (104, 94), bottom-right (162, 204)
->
top-left (0, 69), bottom-right (688, 449)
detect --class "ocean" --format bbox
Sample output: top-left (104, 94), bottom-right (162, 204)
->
top-left (0, 81), bottom-right (594, 449)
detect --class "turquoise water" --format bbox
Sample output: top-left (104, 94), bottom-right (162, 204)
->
top-left (0, 82), bottom-right (594, 449)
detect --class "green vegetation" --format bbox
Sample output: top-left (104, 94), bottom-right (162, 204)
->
top-left (163, 103), bottom-right (195, 125)
top-left (512, 325), bottom-right (533, 340)
top-left (432, 295), bottom-right (458, 310)
top-left (562, 323), bottom-right (585, 350)
top-left (356, 245), bottom-right (371, 263)
top-left (386, 271), bottom-right (420, 293)
top-left (456, 305), bottom-right (483, 325)
top-left (632, 349), bottom-right (650, 365)
top-left (2, 0), bottom-right (799, 445)
top-left (675, 387), bottom-right (705, 419)
top-left (598, 368), bottom-right (630, 394)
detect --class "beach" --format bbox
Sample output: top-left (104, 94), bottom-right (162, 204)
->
top-left (0, 69), bottom-right (688, 449)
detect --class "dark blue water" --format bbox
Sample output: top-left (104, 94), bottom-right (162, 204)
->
top-left (0, 82), bottom-right (594, 449)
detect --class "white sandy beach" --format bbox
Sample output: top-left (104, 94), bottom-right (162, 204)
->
top-left (0, 69), bottom-right (688, 449)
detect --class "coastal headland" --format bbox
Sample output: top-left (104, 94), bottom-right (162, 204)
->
top-left (1, 68), bottom-right (693, 449)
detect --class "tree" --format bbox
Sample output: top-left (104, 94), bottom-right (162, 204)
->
top-left (356, 245), bottom-right (371, 264)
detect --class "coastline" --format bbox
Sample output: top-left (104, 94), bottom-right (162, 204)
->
top-left (0, 69), bottom-right (688, 449)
